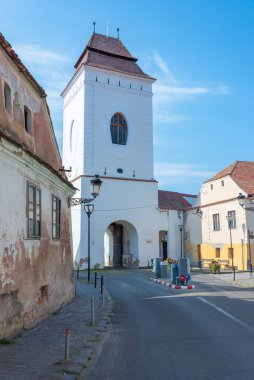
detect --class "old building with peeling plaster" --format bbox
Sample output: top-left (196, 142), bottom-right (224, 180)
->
top-left (0, 33), bottom-right (76, 338)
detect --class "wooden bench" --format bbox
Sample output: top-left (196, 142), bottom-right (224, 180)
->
top-left (217, 259), bottom-right (230, 270)
top-left (201, 259), bottom-right (213, 269)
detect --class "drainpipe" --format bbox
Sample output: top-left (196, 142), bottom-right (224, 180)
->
top-left (167, 210), bottom-right (170, 259)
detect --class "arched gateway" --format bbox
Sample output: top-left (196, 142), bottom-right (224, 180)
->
top-left (104, 221), bottom-right (139, 268)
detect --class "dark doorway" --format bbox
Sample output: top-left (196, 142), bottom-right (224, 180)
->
top-left (112, 223), bottom-right (123, 267)
top-left (162, 241), bottom-right (167, 261)
top-left (197, 245), bottom-right (201, 260)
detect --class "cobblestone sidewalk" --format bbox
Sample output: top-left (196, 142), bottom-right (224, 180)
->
top-left (0, 273), bottom-right (113, 380)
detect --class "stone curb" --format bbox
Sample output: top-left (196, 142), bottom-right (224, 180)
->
top-left (150, 278), bottom-right (195, 290)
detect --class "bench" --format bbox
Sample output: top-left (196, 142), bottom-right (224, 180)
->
top-left (201, 259), bottom-right (213, 269)
top-left (217, 259), bottom-right (230, 270)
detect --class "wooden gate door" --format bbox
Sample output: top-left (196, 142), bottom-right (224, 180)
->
top-left (113, 224), bottom-right (123, 267)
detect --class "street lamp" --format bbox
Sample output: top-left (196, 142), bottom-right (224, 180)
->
top-left (237, 193), bottom-right (253, 274)
top-left (68, 175), bottom-right (102, 282)
top-left (84, 203), bottom-right (94, 283)
top-left (226, 214), bottom-right (235, 281)
top-left (68, 175), bottom-right (102, 207)
top-left (178, 225), bottom-right (184, 258)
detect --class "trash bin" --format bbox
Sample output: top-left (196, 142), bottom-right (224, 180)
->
top-left (154, 258), bottom-right (162, 278)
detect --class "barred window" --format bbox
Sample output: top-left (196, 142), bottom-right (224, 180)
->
top-left (27, 182), bottom-right (41, 238)
top-left (110, 113), bottom-right (128, 145)
top-left (52, 196), bottom-right (61, 240)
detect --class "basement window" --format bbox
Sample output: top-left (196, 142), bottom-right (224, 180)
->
top-left (4, 82), bottom-right (12, 114)
top-left (24, 106), bottom-right (32, 134)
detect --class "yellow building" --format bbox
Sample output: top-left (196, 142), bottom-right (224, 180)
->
top-left (185, 161), bottom-right (254, 271)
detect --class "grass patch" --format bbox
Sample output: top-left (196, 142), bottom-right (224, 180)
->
top-left (0, 338), bottom-right (14, 345)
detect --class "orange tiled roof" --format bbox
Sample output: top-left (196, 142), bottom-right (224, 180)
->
top-left (158, 190), bottom-right (197, 210)
top-left (74, 33), bottom-right (154, 79)
top-left (206, 161), bottom-right (254, 195)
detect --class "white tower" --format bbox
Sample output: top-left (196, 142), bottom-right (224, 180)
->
top-left (62, 32), bottom-right (165, 268)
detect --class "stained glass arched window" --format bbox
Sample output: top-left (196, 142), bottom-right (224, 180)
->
top-left (110, 113), bottom-right (128, 145)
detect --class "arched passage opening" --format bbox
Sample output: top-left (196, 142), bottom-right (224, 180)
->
top-left (104, 220), bottom-right (139, 268)
top-left (159, 230), bottom-right (168, 261)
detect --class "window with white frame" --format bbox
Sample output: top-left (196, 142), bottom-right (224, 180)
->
top-left (27, 182), bottom-right (41, 238)
top-left (213, 213), bottom-right (220, 231)
top-left (52, 195), bottom-right (61, 240)
top-left (227, 210), bottom-right (236, 229)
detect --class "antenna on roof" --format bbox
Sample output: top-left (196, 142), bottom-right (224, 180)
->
top-left (93, 21), bottom-right (96, 33)
top-left (106, 22), bottom-right (109, 38)
top-left (117, 28), bottom-right (120, 39)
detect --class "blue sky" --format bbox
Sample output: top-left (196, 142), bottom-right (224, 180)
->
top-left (1, 0), bottom-right (254, 194)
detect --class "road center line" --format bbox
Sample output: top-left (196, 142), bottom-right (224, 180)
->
top-left (198, 296), bottom-right (254, 334)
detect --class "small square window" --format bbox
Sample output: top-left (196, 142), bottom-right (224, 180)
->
top-left (221, 180), bottom-right (224, 186)
top-left (215, 248), bottom-right (220, 258)
top-left (211, 184), bottom-right (213, 190)
top-left (228, 247), bottom-right (234, 259)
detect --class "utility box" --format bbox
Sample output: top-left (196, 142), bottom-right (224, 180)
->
top-left (171, 263), bottom-right (179, 285)
top-left (153, 257), bottom-right (162, 278)
top-left (178, 258), bottom-right (190, 276)
top-left (160, 261), bottom-right (168, 278)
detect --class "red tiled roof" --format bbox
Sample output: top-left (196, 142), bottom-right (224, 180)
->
top-left (0, 33), bottom-right (46, 97)
top-left (74, 33), bottom-right (154, 79)
top-left (158, 190), bottom-right (197, 210)
top-left (206, 161), bottom-right (254, 195)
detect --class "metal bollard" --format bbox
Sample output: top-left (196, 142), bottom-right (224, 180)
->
top-left (233, 266), bottom-right (236, 282)
top-left (65, 328), bottom-right (70, 360)
top-left (101, 275), bottom-right (104, 294)
top-left (102, 286), bottom-right (105, 308)
top-left (95, 272), bottom-right (97, 288)
top-left (77, 266), bottom-right (80, 279)
top-left (91, 296), bottom-right (95, 326)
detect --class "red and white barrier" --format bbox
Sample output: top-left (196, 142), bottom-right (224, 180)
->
top-left (151, 278), bottom-right (195, 290)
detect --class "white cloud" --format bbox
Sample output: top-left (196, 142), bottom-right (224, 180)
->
top-left (144, 53), bottom-right (230, 126)
top-left (155, 163), bottom-right (215, 183)
top-left (14, 44), bottom-right (71, 67)
top-left (154, 113), bottom-right (187, 124)
top-left (14, 44), bottom-right (72, 151)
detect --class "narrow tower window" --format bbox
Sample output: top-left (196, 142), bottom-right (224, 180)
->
top-left (4, 82), bottom-right (12, 114)
top-left (110, 113), bottom-right (128, 145)
top-left (24, 106), bottom-right (32, 134)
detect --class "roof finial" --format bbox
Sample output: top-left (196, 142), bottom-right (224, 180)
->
top-left (93, 21), bottom-right (96, 33)
top-left (117, 28), bottom-right (120, 39)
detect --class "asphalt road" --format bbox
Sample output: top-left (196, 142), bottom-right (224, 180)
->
top-left (81, 270), bottom-right (254, 380)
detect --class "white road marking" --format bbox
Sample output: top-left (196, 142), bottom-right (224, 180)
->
top-left (198, 296), bottom-right (254, 334)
